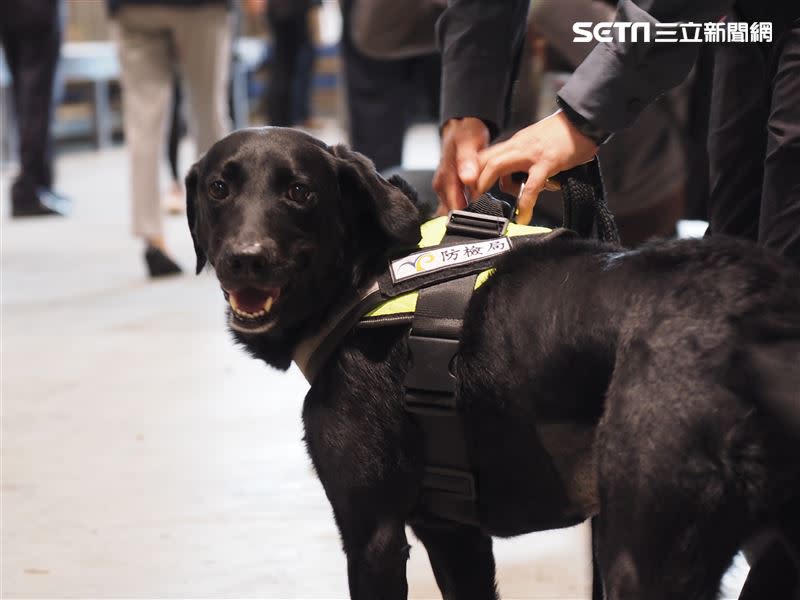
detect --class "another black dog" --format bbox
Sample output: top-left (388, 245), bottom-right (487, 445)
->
top-left (186, 128), bottom-right (800, 599)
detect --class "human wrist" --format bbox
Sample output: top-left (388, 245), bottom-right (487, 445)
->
top-left (555, 97), bottom-right (611, 146)
top-left (441, 117), bottom-right (489, 138)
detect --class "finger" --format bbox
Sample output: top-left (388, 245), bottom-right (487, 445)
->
top-left (475, 151), bottom-right (531, 195)
top-left (455, 135), bottom-right (486, 187)
top-left (463, 184), bottom-right (479, 203)
top-left (437, 172), bottom-right (468, 212)
top-left (456, 152), bottom-right (479, 187)
top-left (516, 164), bottom-right (548, 225)
top-left (433, 165), bottom-right (458, 210)
top-left (476, 138), bottom-right (514, 168)
top-left (432, 166), bottom-right (446, 198)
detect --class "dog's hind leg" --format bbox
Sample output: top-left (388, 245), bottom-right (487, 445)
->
top-left (410, 522), bottom-right (499, 600)
top-left (594, 368), bottom-right (751, 599)
top-left (593, 477), bottom-right (744, 600)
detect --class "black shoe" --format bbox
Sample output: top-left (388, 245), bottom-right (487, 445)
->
top-left (11, 190), bottom-right (71, 217)
top-left (144, 246), bottom-right (183, 278)
top-left (11, 201), bottom-right (63, 217)
top-left (11, 188), bottom-right (71, 218)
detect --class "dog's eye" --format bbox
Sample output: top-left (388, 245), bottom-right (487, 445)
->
top-left (288, 183), bottom-right (311, 203)
top-left (209, 180), bottom-right (229, 200)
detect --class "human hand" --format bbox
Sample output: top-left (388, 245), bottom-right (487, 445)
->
top-left (475, 110), bottom-right (598, 224)
top-left (433, 117), bottom-right (490, 214)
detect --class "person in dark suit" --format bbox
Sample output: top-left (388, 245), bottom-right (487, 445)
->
top-left (432, 0), bottom-right (529, 212)
top-left (1, 0), bottom-right (70, 217)
top-left (339, 0), bottom-right (444, 172)
top-left (435, 1), bottom-right (800, 597)
top-left (439, 0), bottom-right (800, 266)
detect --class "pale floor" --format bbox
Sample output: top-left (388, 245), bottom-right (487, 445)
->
top-left (1, 125), bottom-right (594, 599)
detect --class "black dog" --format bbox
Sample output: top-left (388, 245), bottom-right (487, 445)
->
top-left (186, 127), bottom-right (800, 599)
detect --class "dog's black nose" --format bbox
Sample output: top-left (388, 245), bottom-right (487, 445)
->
top-left (221, 246), bottom-right (271, 279)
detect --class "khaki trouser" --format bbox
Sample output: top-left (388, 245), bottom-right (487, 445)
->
top-left (112, 4), bottom-right (231, 240)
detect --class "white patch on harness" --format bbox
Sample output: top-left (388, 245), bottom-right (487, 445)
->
top-left (390, 237), bottom-right (511, 283)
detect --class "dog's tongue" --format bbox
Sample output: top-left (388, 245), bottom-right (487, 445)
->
top-left (230, 287), bottom-right (277, 314)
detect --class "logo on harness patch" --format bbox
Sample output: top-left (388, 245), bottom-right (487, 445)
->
top-left (390, 237), bottom-right (511, 283)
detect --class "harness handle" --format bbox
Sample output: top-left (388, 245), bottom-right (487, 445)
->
top-left (552, 157), bottom-right (620, 245)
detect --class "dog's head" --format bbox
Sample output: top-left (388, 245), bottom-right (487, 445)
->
top-left (186, 127), bottom-right (420, 339)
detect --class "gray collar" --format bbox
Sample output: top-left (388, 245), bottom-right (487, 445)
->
top-left (293, 281), bottom-right (382, 383)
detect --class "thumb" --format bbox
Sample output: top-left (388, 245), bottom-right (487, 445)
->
top-left (455, 133), bottom-right (485, 186)
top-left (457, 154), bottom-right (479, 185)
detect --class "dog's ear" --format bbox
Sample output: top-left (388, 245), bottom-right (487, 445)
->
top-left (330, 145), bottom-right (421, 247)
top-left (185, 162), bottom-right (207, 274)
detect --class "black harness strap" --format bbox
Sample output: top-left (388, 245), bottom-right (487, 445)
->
top-left (404, 202), bottom-right (511, 526)
top-left (406, 274), bottom-right (479, 525)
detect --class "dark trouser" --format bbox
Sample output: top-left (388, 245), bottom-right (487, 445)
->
top-left (707, 16), bottom-right (800, 264)
top-left (266, 11), bottom-right (310, 127)
top-left (166, 75), bottom-right (184, 182)
top-left (292, 40), bottom-right (315, 124)
top-left (339, 0), bottom-right (440, 172)
top-left (0, 0), bottom-right (61, 207)
top-left (341, 41), bottom-right (440, 172)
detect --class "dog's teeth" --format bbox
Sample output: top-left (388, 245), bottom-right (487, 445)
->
top-left (228, 293), bottom-right (275, 320)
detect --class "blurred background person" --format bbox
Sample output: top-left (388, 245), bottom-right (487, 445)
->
top-left (106, 0), bottom-right (232, 277)
top-left (339, 0), bottom-right (444, 172)
top-left (434, 0), bottom-right (694, 247)
top-left (526, 0), bottom-right (689, 245)
top-left (1, 0), bottom-right (71, 217)
top-left (163, 73), bottom-right (186, 215)
top-left (245, 0), bottom-right (322, 128)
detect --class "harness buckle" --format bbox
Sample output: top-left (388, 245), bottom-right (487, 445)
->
top-left (405, 334), bottom-right (459, 394)
top-left (447, 210), bottom-right (509, 239)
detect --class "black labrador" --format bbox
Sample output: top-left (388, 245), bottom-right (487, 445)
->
top-left (186, 127), bottom-right (800, 599)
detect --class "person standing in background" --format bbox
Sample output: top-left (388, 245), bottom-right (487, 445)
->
top-left (245, 0), bottom-right (320, 128)
top-left (106, 0), bottom-right (232, 278)
top-left (163, 73), bottom-right (186, 215)
top-left (339, 0), bottom-right (443, 172)
top-left (1, 0), bottom-right (71, 218)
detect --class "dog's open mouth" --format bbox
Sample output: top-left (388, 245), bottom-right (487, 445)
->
top-left (223, 287), bottom-right (281, 331)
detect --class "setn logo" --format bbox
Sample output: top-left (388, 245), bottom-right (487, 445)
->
top-left (573, 21), bottom-right (651, 43)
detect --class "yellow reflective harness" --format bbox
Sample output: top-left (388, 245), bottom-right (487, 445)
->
top-left (363, 216), bottom-right (551, 319)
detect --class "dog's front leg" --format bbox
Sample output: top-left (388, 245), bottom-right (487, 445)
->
top-left (411, 522), bottom-right (499, 600)
top-left (341, 519), bottom-right (411, 600)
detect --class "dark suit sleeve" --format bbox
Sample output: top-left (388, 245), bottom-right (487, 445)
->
top-left (437, 0), bottom-right (530, 136)
top-left (558, 0), bottom-right (732, 133)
